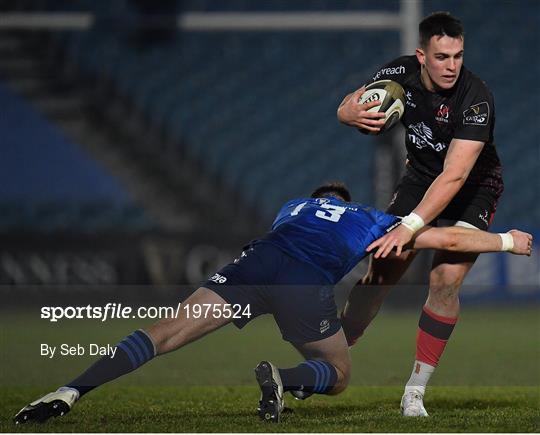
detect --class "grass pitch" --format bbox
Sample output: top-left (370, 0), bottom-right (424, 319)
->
top-left (1, 307), bottom-right (538, 432)
top-left (2, 386), bottom-right (538, 432)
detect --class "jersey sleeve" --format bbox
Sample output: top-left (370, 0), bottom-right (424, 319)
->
top-left (363, 206), bottom-right (400, 232)
top-left (363, 56), bottom-right (412, 87)
top-left (453, 79), bottom-right (494, 142)
top-left (374, 209), bottom-right (400, 232)
top-left (356, 207), bottom-right (400, 254)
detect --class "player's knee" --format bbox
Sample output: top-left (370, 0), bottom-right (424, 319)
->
top-left (430, 267), bottom-right (465, 296)
top-left (429, 274), bottom-right (463, 310)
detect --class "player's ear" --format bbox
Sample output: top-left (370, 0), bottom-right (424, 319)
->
top-left (415, 47), bottom-right (425, 66)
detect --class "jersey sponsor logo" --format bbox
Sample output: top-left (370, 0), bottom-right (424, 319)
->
top-left (407, 122), bottom-right (447, 152)
top-left (209, 273), bottom-right (227, 284)
top-left (405, 90), bottom-right (416, 108)
top-left (435, 104), bottom-right (450, 123)
top-left (320, 319), bottom-right (330, 334)
top-left (373, 65), bottom-right (405, 81)
top-left (463, 102), bottom-right (489, 126)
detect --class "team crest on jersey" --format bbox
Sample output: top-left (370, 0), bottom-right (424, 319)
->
top-left (463, 102), bottom-right (489, 126)
top-left (408, 122), bottom-right (447, 152)
top-left (435, 104), bottom-right (450, 123)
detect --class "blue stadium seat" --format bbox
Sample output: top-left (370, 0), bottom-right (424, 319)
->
top-left (47, 1), bottom-right (538, 226)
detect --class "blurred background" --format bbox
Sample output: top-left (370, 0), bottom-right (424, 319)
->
top-left (0, 0), bottom-right (538, 304)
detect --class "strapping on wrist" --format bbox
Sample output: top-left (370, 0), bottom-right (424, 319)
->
top-left (498, 233), bottom-right (514, 251)
top-left (401, 212), bottom-right (425, 234)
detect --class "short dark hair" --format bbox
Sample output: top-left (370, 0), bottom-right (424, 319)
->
top-left (310, 182), bottom-right (351, 202)
top-left (419, 12), bottom-right (464, 48)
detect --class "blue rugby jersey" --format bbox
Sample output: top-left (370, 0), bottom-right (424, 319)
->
top-left (258, 197), bottom-right (399, 284)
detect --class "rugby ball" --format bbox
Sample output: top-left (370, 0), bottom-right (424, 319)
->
top-left (358, 79), bottom-right (405, 134)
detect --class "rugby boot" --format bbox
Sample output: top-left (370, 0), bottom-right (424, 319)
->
top-left (400, 389), bottom-right (429, 417)
top-left (255, 361), bottom-right (284, 423)
top-left (13, 387), bottom-right (79, 424)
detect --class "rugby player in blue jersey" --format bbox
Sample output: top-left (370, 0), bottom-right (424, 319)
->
top-left (14, 183), bottom-right (532, 424)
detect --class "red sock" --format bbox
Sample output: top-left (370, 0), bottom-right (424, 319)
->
top-left (416, 305), bottom-right (458, 367)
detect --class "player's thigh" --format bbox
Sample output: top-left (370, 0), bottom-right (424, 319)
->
top-left (386, 169), bottom-right (428, 219)
top-left (371, 170), bottom-right (426, 285)
top-left (147, 287), bottom-right (233, 355)
top-left (292, 328), bottom-right (351, 388)
top-left (271, 255), bottom-right (341, 345)
top-left (201, 243), bottom-right (278, 330)
top-left (439, 186), bottom-right (500, 231)
top-left (431, 185), bottom-right (498, 292)
top-left (150, 244), bottom-right (279, 355)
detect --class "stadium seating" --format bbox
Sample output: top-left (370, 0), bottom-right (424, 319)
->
top-left (50, 28), bottom-right (399, 216)
top-left (0, 83), bottom-right (157, 234)
top-left (4, 0), bottom-right (538, 228)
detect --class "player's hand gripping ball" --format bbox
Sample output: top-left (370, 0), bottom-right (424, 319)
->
top-left (358, 80), bottom-right (405, 135)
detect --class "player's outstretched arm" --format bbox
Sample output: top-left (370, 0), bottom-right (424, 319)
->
top-left (367, 226), bottom-right (533, 258)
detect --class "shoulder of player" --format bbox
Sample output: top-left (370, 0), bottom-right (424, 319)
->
top-left (280, 197), bottom-right (309, 210)
top-left (458, 65), bottom-right (494, 99)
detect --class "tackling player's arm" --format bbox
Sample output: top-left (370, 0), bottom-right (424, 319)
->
top-left (368, 226), bottom-right (533, 259)
top-left (374, 138), bottom-right (484, 255)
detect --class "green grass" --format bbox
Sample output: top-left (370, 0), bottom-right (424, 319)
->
top-left (1, 386), bottom-right (538, 432)
top-left (1, 307), bottom-right (539, 432)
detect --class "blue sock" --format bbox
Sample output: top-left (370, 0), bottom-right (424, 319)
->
top-left (279, 360), bottom-right (338, 394)
top-left (65, 329), bottom-right (155, 397)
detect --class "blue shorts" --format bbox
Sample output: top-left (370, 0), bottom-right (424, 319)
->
top-left (202, 242), bottom-right (341, 344)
